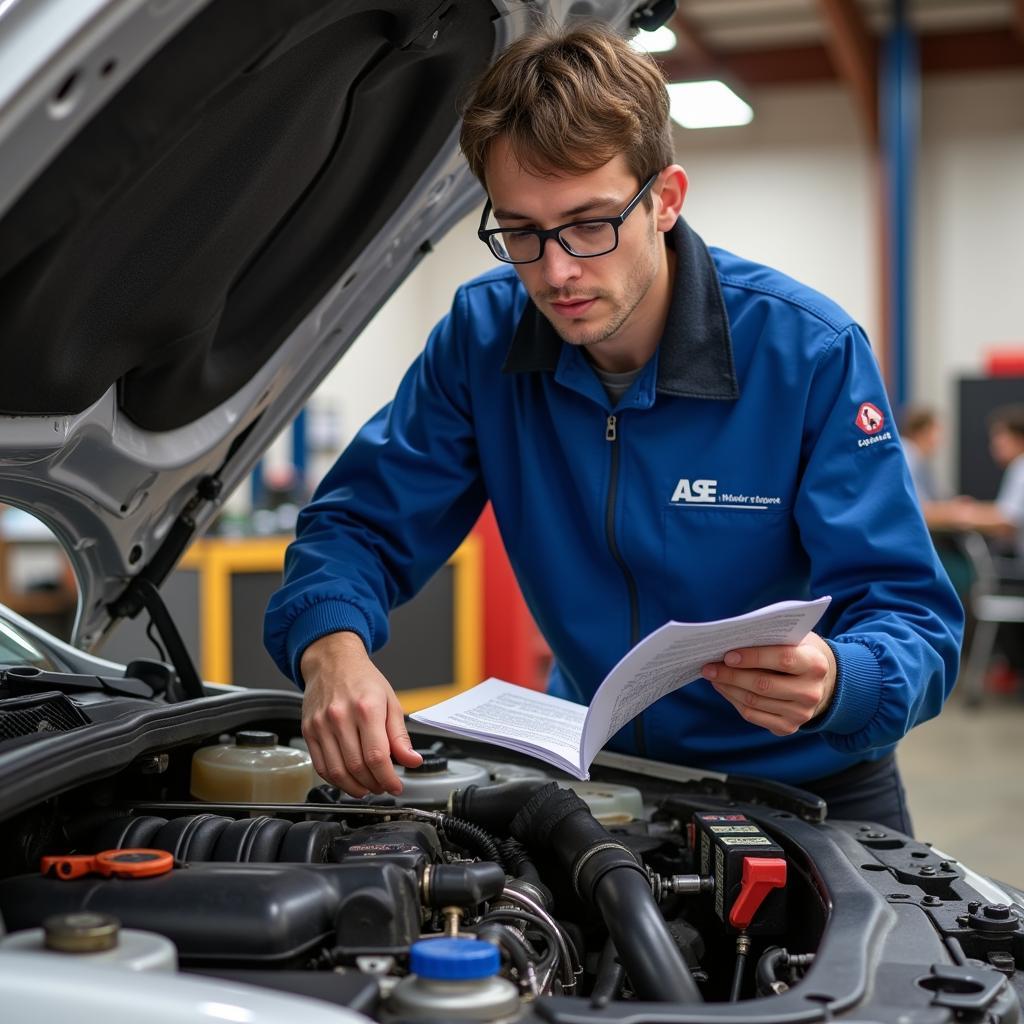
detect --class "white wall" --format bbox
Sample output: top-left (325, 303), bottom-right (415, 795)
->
top-left (916, 73), bottom-right (1024, 427)
top-left (677, 84), bottom-right (878, 341)
top-left (298, 70), bottom-right (1024, 494)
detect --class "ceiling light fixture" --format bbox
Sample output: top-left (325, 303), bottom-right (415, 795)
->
top-left (667, 80), bottom-right (754, 129)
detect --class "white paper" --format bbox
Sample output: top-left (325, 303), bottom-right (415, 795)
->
top-left (580, 596), bottom-right (832, 766)
top-left (411, 678), bottom-right (589, 775)
top-left (410, 596), bottom-right (831, 779)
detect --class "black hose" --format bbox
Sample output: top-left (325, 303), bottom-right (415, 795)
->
top-left (497, 925), bottom-right (556, 978)
top-left (755, 948), bottom-right (815, 995)
top-left (755, 947), bottom-right (788, 995)
top-left (498, 837), bottom-right (553, 906)
top-left (475, 923), bottom-right (536, 987)
top-left (730, 947), bottom-right (747, 1001)
top-left (593, 865), bottom-right (700, 1003)
top-left (590, 937), bottom-right (624, 1006)
top-left (477, 908), bottom-right (576, 991)
top-left (439, 816), bottom-right (506, 869)
top-left (451, 781), bottom-right (547, 834)
top-left (477, 910), bottom-right (560, 964)
top-left (534, 940), bottom-right (557, 979)
top-left (509, 783), bottom-right (702, 1004)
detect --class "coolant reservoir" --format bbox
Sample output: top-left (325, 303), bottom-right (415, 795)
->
top-left (0, 913), bottom-right (177, 972)
top-left (389, 939), bottom-right (519, 1021)
top-left (393, 753), bottom-right (490, 806)
top-left (566, 781), bottom-right (644, 824)
top-left (190, 731), bottom-right (317, 803)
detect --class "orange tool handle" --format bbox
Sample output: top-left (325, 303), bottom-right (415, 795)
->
top-left (40, 854), bottom-right (97, 880)
top-left (41, 848), bottom-right (173, 880)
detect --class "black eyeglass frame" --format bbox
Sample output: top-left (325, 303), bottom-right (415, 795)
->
top-left (477, 172), bottom-right (660, 265)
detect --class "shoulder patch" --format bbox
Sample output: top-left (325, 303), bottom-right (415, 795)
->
top-left (855, 402), bottom-right (885, 436)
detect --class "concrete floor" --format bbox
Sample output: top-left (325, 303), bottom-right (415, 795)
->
top-left (898, 691), bottom-right (1024, 889)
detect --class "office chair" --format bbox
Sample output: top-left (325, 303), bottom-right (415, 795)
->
top-left (959, 530), bottom-right (1024, 706)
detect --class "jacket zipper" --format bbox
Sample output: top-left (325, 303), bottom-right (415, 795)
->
top-left (604, 413), bottom-right (646, 755)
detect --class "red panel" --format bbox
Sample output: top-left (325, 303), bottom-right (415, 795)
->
top-left (985, 348), bottom-right (1024, 376)
top-left (473, 504), bottom-right (550, 690)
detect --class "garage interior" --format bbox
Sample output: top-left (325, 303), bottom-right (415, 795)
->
top-left (0, 0), bottom-right (1021, 896)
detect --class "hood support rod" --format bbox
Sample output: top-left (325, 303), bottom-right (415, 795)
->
top-left (107, 476), bottom-right (228, 701)
top-left (128, 577), bottom-right (204, 701)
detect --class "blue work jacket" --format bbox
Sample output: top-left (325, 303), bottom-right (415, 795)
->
top-left (264, 218), bottom-right (963, 785)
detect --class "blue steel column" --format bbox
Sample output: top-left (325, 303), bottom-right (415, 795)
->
top-left (250, 462), bottom-right (264, 508)
top-left (291, 408), bottom-right (308, 495)
top-left (250, 410), bottom-right (308, 508)
top-left (880, 0), bottom-right (919, 407)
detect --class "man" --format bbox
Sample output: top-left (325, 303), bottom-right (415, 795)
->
top-left (901, 407), bottom-right (944, 505)
top-left (898, 406), bottom-right (977, 600)
top-left (900, 407), bottom-right (977, 531)
top-left (959, 406), bottom-right (1024, 558)
top-left (265, 24), bottom-right (962, 834)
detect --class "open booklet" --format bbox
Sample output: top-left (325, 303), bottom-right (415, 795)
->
top-left (410, 596), bottom-right (831, 780)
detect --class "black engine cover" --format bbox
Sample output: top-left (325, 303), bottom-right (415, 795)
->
top-left (0, 860), bottom-right (421, 966)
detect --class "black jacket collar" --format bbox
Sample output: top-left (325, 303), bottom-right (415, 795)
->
top-left (502, 217), bottom-right (738, 400)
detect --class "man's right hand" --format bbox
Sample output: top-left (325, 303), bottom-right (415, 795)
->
top-left (299, 631), bottom-right (423, 796)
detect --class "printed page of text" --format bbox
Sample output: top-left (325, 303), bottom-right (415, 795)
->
top-left (410, 678), bottom-right (588, 776)
top-left (581, 597), bottom-right (831, 766)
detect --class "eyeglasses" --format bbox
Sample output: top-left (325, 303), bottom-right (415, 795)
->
top-left (477, 172), bottom-right (659, 265)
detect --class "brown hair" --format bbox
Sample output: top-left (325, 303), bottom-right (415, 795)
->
top-left (459, 22), bottom-right (673, 191)
top-left (900, 407), bottom-right (937, 439)
top-left (988, 404), bottom-right (1024, 440)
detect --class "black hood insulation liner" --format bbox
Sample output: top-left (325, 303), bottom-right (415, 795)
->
top-left (0, 0), bottom-right (492, 431)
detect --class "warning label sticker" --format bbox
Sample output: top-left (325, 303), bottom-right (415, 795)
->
top-left (720, 836), bottom-right (773, 846)
top-left (714, 848), bottom-right (725, 917)
top-left (710, 825), bottom-right (760, 834)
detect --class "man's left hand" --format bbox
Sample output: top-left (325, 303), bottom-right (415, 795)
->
top-left (701, 633), bottom-right (837, 736)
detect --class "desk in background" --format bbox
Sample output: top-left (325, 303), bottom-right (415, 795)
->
top-left (99, 534), bottom-right (482, 712)
top-left (0, 507), bottom-right (76, 635)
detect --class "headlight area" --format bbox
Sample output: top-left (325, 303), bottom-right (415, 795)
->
top-left (0, 727), bottom-right (1020, 1024)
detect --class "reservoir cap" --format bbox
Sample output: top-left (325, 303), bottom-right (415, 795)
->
top-left (44, 912), bottom-right (120, 953)
top-left (410, 938), bottom-right (499, 980)
top-left (235, 731), bottom-right (278, 747)
top-left (407, 751), bottom-right (448, 774)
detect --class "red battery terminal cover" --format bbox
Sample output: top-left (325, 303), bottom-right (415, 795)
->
top-left (40, 848), bottom-right (174, 881)
top-left (728, 856), bottom-right (787, 930)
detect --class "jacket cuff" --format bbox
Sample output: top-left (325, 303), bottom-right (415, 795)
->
top-left (286, 600), bottom-right (373, 685)
top-left (802, 638), bottom-right (882, 737)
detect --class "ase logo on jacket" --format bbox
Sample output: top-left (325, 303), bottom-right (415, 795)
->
top-left (671, 479), bottom-right (783, 509)
top-left (671, 479), bottom-right (717, 503)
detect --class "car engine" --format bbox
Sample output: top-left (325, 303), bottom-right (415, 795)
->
top-left (0, 685), bottom-right (1022, 1024)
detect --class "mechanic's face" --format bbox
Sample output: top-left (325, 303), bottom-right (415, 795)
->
top-left (484, 139), bottom-right (685, 369)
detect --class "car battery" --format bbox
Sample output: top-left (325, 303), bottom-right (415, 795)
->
top-left (693, 812), bottom-right (787, 934)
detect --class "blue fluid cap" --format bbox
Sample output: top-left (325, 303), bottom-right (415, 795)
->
top-left (410, 938), bottom-right (500, 980)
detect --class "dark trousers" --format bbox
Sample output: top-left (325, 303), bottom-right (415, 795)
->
top-left (800, 753), bottom-right (914, 837)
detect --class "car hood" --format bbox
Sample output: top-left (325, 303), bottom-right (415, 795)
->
top-left (0, 0), bottom-right (634, 649)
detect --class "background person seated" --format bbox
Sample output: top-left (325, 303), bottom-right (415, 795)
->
top-left (900, 407), bottom-right (978, 532)
top-left (956, 405), bottom-right (1024, 692)
top-left (901, 405), bottom-right (1024, 691)
top-left (899, 407), bottom-right (975, 598)
top-left (957, 405), bottom-right (1024, 563)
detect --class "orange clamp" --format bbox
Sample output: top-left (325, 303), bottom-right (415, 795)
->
top-left (729, 856), bottom-right (787, 930)
top-left (41, 848), bottom-right (174, 880)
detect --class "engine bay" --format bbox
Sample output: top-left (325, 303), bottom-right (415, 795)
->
top-left (0, 687), bottom-right (1022, 1024)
